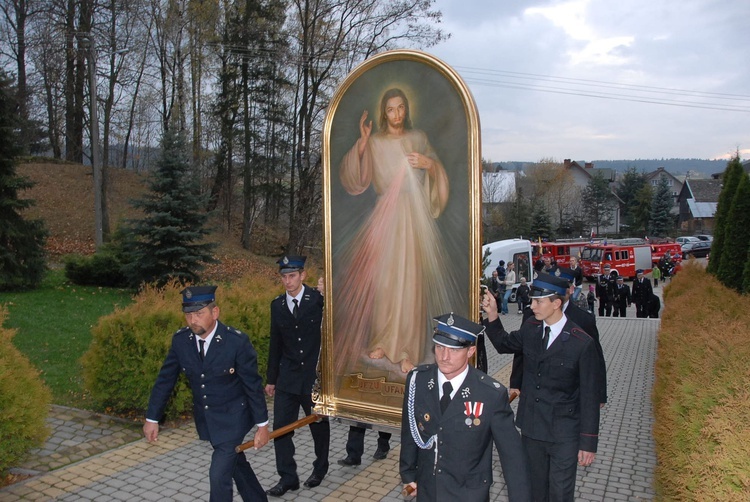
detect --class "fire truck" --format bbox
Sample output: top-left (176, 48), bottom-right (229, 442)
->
top-left (580, 239), bottom-right (654, 280)
top-left (530, 239), bottom-right (593, 268)
top-left (649, 241), bottom-right (683, 267)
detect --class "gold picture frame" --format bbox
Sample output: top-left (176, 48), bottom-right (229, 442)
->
top-left (317, 50), bottom-right (481, 428)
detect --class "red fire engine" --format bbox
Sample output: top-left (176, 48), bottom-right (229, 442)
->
top-left (649, 241), bottom-right (683, 267)
top-left (580, 239), bottom-right (654, 280)
top-left (531, 239), bottom-right (592, 268)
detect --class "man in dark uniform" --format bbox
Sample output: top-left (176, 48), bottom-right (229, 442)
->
top-left (400, 313), bottom-right (530, 501)
top-left (510, 268), bottom-right (608, 407)
top-left (595, 264), bottom-right (614, 317)
top-left (338, 426), bottom-right (391, 466)
top-left (483, 274), bottom-right (601, 502)
top-left (612, 276), bottom-right (632, 317)
top-left (144, 286), bottom-right (270, 502)
top-left (631, 269), bottom-right (654, 318)
top-left (265, 255), bottom-right (330, 497)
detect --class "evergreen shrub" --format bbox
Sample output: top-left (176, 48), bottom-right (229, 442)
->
top-left (82, 275), bottom-right (279, 419)
top-left (64, 252), bottom-right (127, 288)
top-left (0, 306), bottom-right (52, 476)
top-left (64, 230), bottom-right (129, 287)
top-left (653, 261), bottom-right (750, 500)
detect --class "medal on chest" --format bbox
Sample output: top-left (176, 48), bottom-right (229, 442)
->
top-left (464, 401), bottom-right (484, 427)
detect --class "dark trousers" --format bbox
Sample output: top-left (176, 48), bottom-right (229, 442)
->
top-left (635, 303), bottom-right (649, 318)
top-left (272, 389), bottom-right (330, 485)
top-left (209, 439), bottom-right (267, 502)
top-left (345, 426), bottom-right (391, 461)
top-left (598, 299), bottom-right (612, 317)
top-left (522, 435), bottom-right (579, 502)
top-left (612, 301), bottom-right (627, 317)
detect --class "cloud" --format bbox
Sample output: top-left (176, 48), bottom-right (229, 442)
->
top-left (427, 0), bottom-right (750, 162)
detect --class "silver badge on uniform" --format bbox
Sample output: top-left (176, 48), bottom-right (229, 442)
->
top-left (427, 378), bottom-right (435, 390)
top-left (229, 368), bottom-right (235, 374)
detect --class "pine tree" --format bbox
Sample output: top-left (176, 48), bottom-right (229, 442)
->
top-left (0, 71), bottom-right (47, 290)
top-left (616, 167), bottom-right (647, 230)
top-left (716, 172), bottom-right (750, 291)
top-left (582, 172), bottom-right (614, 234)
top-left (530, 205), bottom-right (553, 241)
top-left (707, 155), bottom-right (743, 275)
top-left (123, 128), bottom-right (217, 288)
top-left (742, 247), bottom-right (750, 294)
top-left (648, 176), bottom-right (673, 237)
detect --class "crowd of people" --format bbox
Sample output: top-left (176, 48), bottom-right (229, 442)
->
top-left (142, 251), bottom-right (661, 501)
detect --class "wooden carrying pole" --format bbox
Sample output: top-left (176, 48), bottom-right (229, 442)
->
top-left (235, 413), bottom-right (320, 453)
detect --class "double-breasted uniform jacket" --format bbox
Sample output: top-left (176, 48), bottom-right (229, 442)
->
top-left (266, 284), bottom-right (324, 395)
top-left (485, 316), bottom-right (600, 453)
top-left (400, 364), bottom-right (531, 502)
top-left (612, 282), bottom-right (632, 308)
top-left (631, 277), bottom-right (652, 306)
top-left (514, 303), bottom-right (607, 404)
top-left (146, 321), bottom-right (268, 446)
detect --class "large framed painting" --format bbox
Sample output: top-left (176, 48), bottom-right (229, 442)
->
top-left (316, 50), bottom-right (482, 428)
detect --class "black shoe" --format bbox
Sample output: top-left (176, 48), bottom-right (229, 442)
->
top-left (337, 456), bottom-right (361, 466)
top-left (373, 448), bottom-right (389, 460)
top-left (266, 482), bottom-right (299, 497)
top-left (303, 474), bottom-right (324, 488)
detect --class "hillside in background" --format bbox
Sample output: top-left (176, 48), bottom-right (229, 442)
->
top-left (17, 162), bottom-right (280, 282)
top-left (498, 158), bottom-right (728, 177)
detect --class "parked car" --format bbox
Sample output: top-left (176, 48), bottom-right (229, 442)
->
top-left (676, 236), bottom-right (701, 245)
top-left (681, 241), bottom-right (711, 258)
top-left (693, 234), bottom-right (713, 242)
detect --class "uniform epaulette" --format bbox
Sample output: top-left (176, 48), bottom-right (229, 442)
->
top-left (569, 326), bottom-right (593, 341)
top-left (273, 294), bottom-right (284, 301)
top-left (224, 326), bottom-right (247, 337)
top-left (410, 363), bottom-right (434, 374)
top-left (174, 326), bottom-right (190, 336)
top-left (476, 372), bottom-right (507, 392)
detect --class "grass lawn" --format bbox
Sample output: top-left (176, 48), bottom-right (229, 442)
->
top-left (0, 268), bottom-right (133, 408)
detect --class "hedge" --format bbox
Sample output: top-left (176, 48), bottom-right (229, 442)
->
top-left (81, 275), bottom-right (282, 420)
top-left (0, 306), bottom-right (52, 477)
top-left (653, 260), bottom-right (750, 500)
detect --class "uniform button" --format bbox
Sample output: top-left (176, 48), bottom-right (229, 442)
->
top-left (204, 405), bottom-right (208, 409)
top-left (201, 384), bottom-right (205, 389)
top-left (536, 385), bottom-right (540, 389)
top-left (298, 338), bottom-right (301, 341)
top-left (300, 350), bottom-right (303, 353)
top-left (201, 374), bottom-right (205, 379)
top-left (537, 372), bottom-right (541, 377)
top-left (535, 398), bottom-right (540, 402)
top-left (301, 362), bottom-right (305, 365)
top-left (203, 395), bottom-right (207, 399)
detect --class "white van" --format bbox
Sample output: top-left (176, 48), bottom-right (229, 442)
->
top-left (482, 238), bottom-right (533, 288)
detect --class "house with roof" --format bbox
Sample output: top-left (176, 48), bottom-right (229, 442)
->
top-left (562, 159), bottom-right (620, 234)
top-left (644, 167), bottom-right (683, 214)
top-left (677, 178), bottom-right (722, 234)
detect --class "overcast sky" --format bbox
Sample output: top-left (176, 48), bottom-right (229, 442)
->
top-left (426, 0), bottom-right (750, 163)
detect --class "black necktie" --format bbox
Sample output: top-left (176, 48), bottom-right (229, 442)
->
top-left (199, 339), bottom-right (205, 361)
top-left (440, 381), bottom-right (453, 413)
top-left (542, 326), bottom-right (550, 351)
top-left (292, 298), bottom-right (299, 318)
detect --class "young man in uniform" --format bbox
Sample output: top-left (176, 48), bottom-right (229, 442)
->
top-left (400, 313), bottom-right (530, 501)
top-left (483, 274), bottom-right (601, 501)
top-left (265, 256), bottom-right (330, 497)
